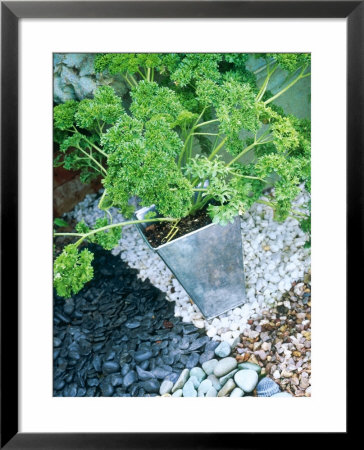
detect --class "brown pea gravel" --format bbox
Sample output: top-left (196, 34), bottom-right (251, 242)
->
top-left (232, 271), bottom-right (311, 397)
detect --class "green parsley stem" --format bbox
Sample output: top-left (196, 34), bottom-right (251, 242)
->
top-left (287, 215), bottom-right (304, 221)
top-left (253, 58), bottom-right (276, 75)
top-left (83, 137), bottom-right (107, 158)
top-left (170, 187), bottom-right (207, 191)
top-left (207, 136), bottom-right (227, 161)
top-left (98, 189), bottom-right (107, 209)
top-left (256, 64), bottom-right (277, 102)
top-left (178, 107), bottom-right (207, 169)
top-left (77, 146), bottom-right (107, 175)
top-left (54, 233), bottom-right (83, 237)
top-left (257, 199), bottom-right (275, 207)
top-left (194, 119), bottom-right (219, 129)
top-left (264, 65), bottom-right (309, 105)
top-left (189, 195), bottom-right (211, 214)
top-left (257, 199), bottom-right (308, 219)
top-left (123, 75), bottom-right (135, 89)
top-left (70, 126), bottom-right (108, 158)
top-left (227, 170), bottom-right (265, 181)
top-left (125, 73), bottom-right (138, 87)
top-left (226, 141), bottom-right (257, 168)
top-left (54, 218), bottom-right (177, 246)
top-left (137, 69), bottom-right (147, 81)
top-left (226, 130), bottom-right (273, 169)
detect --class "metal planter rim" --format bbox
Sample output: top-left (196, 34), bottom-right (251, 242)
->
top-left (134, 205), bottom-right (246, 319)
top-left (134, 204), bottom-right (219, 251)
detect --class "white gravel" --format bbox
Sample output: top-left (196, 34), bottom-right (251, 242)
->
top-left (66, 186), bottom-right (311, 345)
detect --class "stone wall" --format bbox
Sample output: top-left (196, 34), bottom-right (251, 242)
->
top-left (53, 53), bottom-right (128, 103)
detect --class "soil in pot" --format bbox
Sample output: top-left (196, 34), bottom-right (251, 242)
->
top-left (144, 207), bottom-right (213, 248)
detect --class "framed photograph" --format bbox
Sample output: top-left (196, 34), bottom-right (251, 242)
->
top-left (1, 1), bottom-right (358, 448)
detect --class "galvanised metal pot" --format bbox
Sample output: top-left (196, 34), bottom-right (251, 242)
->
top-left (135, 205), bottom-right (247, 319)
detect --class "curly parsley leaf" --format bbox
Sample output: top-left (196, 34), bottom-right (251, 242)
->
top-left (54, 100), bottom-right (78, 131)
top-left (75, 86), bottom-right (124, 131)
top-left (53, 244), bottom-right (94, 298)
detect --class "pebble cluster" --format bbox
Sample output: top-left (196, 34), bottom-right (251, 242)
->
top-left (53, 245), bottom-right (291, 398)
top-left (55, 213), bottom-right (311, 397)
top-left (66, 186), bottom-right (310, 344)
top-left (233, 278), bottom-right (312, 396)
top-left (53, 245), bottom-right (222, 397)
top-left (161, 341), bottom-right (290, 398)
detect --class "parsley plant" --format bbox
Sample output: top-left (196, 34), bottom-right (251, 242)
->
top-left (54, 53), bottom-right (311, 297)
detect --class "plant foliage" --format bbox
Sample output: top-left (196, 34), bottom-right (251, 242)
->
top-left (53, 245), bottom-right (94, 298)
top-left (54, 52), bottom-right (311, 297)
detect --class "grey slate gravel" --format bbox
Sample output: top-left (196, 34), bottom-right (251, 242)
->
top-left (53, 245), bottom-right (220, 397)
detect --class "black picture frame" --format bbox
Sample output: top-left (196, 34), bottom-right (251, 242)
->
top-left (1, 1), bottom-right (358, 448)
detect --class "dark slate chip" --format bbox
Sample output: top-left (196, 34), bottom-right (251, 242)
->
top-left (64, 373), bottom-right (74, 383)
top-left (100, 378), bottom-right (114, 397)
top-left (182, 324), bottom-right (199, 334)
top-left (121, 363), bottom-right (130, 377)
top-left (173, 362), bottom-right (185, 370)
top-left (105, 350), bottom-right (116, 361)
top-left (152, 366), bottom-right (172, 380)
top-left (186, 352), bottom-right (200, 369)
top-left (165, 372), bottom-right (180, 383)
top-left (55, 312), bottom-right (71, 324)
top-left (53, 379), bottom-right (65, 390)
top-left (53, 244), bottom-right (217, 398)
top-left (87, 378), bottom-right (100, 387)
top-left (179, 337), bottom-right (190, 350)
top-left (139, 360), bottom-right (150, 370)
top-left (86, 387), bottom-right (97, 397)
top-left (92, 355), bottom-right (102, 373)
top-left (130, 384), bottom-right (139, 396)
top-left (78, 339), bottom-right (92, 355)
top-left (149, 359), bottom-right (156, 371)
top-left (179, 355), bottom-right (189, 366)
top-left (77, 387), bottom-right (87, 397)
top-left (92, 342), bottom-right (104, 352)
top-left (134, 350), bottom-right (153, 363)
top-left (64, 299), bottom-right (75, 315)
top-left (110, 374), bottom-right (124, 387)
top-left (119, 353), bottom-right (132, 365)
top-left (188, 336), bottom-right (210, 352)
top-left (205, 340), bottom-right (220, 352)
top-left (102, 361), bottom-right (120, 374)
top-left (140, 379), bottom-right (160, 393)
top-left (199, 350), bottom-right (216, 365)
top-left (63, 383), bottom-right (77, 397)
top-left (74, 310), bottom-right (83, 319)
top-left (123, 370), bottom-right (137, 388)
top-left (162, 354), bottom-right (175, 365)
top-left (136, 365), bottom-right (156, 381)
top-left (53, 337), bottom-right (62, 348)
